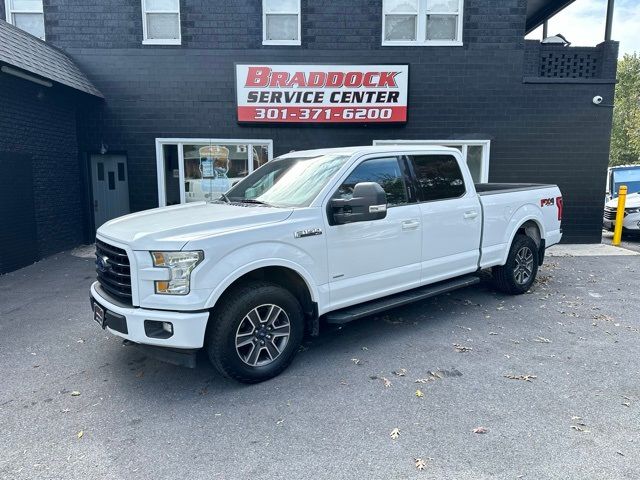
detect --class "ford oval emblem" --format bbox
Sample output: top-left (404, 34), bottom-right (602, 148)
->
top-left (96, 255), bottom-right (109, 273)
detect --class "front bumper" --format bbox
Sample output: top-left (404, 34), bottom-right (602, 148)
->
top-left (603, 214), bottom-right (640, 232)
top-left (90, 282), bottom-right (210, 349)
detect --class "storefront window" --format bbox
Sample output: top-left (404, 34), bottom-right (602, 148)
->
top-left (156, 140), bottom-right (273, 206)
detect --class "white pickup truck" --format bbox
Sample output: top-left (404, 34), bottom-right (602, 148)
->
top-left (90, 146), bottom-right (563, 383)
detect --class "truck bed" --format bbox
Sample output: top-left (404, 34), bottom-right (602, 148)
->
top-left (475, 183), bottom-right (556, 196)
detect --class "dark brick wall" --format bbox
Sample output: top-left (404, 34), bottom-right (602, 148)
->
top-left (0, 73), bottom-right (88, 260)
top-left (4, 0), bottom-right (617, 243)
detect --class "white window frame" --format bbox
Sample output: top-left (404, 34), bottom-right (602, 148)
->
top-left (262, 0), bottom-right (301, 46)
top-left (373, 139), bottom-right (490, 182)
top-left (155, 138), bottom-right (274, 206)
top-left (5, 0), bottom-right (45, 40)
top-left (382, 0), bottom-right (464, 47)
top-left (141, 0), bottom-right (181, 45)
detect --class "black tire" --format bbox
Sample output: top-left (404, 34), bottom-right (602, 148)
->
top-left (206, 281), bottom-right (304, 383)
top-left (492, 234), bottom-right (539, 295)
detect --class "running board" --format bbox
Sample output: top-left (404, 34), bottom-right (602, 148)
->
top-left (324, 275), bottom-right (480, 325)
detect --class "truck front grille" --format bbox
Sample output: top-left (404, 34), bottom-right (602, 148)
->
top-left (95, 239), bottom-right (132, 304)
top-left (603, 207), bottom-right (617, 220)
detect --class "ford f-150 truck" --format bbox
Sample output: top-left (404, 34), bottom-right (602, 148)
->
top-left (90, 146), bottom-right (563, 383)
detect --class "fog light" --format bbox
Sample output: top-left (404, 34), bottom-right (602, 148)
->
top-left (144, 320), bottom-right (174, 339)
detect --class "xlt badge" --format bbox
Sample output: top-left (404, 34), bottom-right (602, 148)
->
top-left (294, 228), bottom-right (323, 238)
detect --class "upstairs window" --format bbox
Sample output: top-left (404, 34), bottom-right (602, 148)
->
top-left (5, 0), bottom-right (45, 40)
top-left (263, 0), bottom-right (301, 46)
top-left (382, 0), bottom-right (463, 46)
top-left (141, 0), bottom-right (181, 45)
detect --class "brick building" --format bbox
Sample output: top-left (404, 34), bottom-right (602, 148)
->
top-left (0, 0), bottom-right (619, 273)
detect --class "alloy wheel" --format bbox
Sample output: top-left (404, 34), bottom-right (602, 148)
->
top-left (235, 304), bottom-right (291, 367)
top-left (513, 246), bottom-right (534, 285)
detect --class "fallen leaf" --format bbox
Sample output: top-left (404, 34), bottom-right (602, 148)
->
top-left (534, 336), bottom-right (552, 343)
top-left (415, 389), bottom-right (424, 398)
top-left (571, 425), bottom-right (590, 432)
top-left (415, 378), bottom-right (431, 384)
top-left (381, 377), bottom-right (392, 388)
top-left (622, 402), bottom-right (630, 407)
top-left (77, 430), bottom-right (84, 439)
top-left (393, 369), bottom-right (407, 377)
top-left (489, 332), bottom-right (498, 335)
top-left (415, 458), bottom-right (427, 471)
top-left (473, 426), bottom-right (488, 434)
top-left (453, 343), bottom-right (472, 353)
top-left (616, 451), bottom-right (625, 456)
top-left (70, 391), bottom-right (81, 397)
top-left (276, 419), bottom-right (284, 425)
top-left (504, 374), bottom-right (536, 382)
top-left (61, 408), bottom-right (70, 413)
top-left (351, 358), bottom-right (363, 366)
top-left (390, 428), bottom-right (400, 440)
top-left (136, 370), bottom-right (144, 378)
top-left (361, 346), bottom-right (369, 351)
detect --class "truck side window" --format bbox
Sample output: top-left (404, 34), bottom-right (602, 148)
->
top-left (334, 156), bottom-right (408, 206)
top-left (410, 154), bottom-right (466, 201)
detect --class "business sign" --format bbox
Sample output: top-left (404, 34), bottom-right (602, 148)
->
top-left (236, 64), bottom-right (409, 124)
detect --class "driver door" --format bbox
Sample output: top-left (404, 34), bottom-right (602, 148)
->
top-left (324, 156), bottom-right (422, 310)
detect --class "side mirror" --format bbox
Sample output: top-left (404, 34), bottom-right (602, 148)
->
top-left (330, 182), bottom-right (387, 225)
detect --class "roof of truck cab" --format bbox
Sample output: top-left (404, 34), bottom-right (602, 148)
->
top-left (277, 145), bottom-right (460, 159)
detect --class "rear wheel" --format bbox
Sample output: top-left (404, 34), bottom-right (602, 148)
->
top-left (206, 281), bottom-right (304, 383)
top-left (492, 234), bottom-right (539, 295)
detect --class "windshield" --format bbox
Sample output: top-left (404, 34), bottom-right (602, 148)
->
top-left (224, 154), bottom-right (350, 207)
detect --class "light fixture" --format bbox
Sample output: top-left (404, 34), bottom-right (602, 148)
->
top-left (100, 142), bottom-right (108, 155)
top-left (1, 66), bottom-right (52, 87)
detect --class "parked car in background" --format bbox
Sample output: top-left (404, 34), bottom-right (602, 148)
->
top-left (606, 165), bottom-right (640, 201)
top-left (604, 192), bottom-right (640, 234)
top-left (89, 146), bottom-right (563, 383)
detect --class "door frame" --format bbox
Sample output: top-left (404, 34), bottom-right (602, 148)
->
top-left (372, 139), bottom-right (491, 183)
top-left (155, 138), bottom-right (274, 207)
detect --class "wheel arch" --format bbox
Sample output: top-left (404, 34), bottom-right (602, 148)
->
top-left (500, 207), bottom-right (546, 265)
top-left (205, 261), bottom-right (319, 335)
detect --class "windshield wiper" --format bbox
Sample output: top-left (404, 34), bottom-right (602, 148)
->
top-left (239, 199), bottom-right (272, 206)
top-left (219, 192), bottom-right (231, 203)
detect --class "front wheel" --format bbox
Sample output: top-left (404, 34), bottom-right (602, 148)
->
top-left (206, 281), bottom-right (304, 383)
top-left (492, 234), bottom-right (539, 295)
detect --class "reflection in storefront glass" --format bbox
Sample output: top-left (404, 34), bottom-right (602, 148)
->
top-left (182, 144), bottom-right (240, 202)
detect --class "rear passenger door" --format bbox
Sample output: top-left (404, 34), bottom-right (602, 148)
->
top-left (325, 156), bottom-right (422, 309)
top-left (408, 154), bottom-right (482, 284)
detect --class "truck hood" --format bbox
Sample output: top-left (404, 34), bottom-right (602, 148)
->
top-left (97, 202), bottom-right (294, 250)
top-left (606, 192), bottom-right (640, 209)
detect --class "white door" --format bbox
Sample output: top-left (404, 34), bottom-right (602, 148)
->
top-left (408, 153), bottom-right (482, 284)
top-left (325, 156), bottom-right (422, 310)
top-left (91, 154), bottom-right (130, 229)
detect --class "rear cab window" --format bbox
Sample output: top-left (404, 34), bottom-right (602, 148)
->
top-left (409, 154), bottom-right (466, 202)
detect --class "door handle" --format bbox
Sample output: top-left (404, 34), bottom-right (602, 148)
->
top-left (463, 211), bottom-right (479, 219)
top-left (401, 220), bottom-right (420, 230)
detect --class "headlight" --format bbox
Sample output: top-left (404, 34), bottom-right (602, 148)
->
top-left (151, 251), bottom-right (203, 295)
top-left (625, 207), bottom-right (640, 215)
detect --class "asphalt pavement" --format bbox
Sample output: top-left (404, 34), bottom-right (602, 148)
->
top-left (1, 248), bottom-right (639, 479)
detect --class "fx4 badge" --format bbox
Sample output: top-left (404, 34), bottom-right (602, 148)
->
top-left (540, 198), bottom-right (555, 207)
top-left (294, 228), bottom-right (323, 238)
